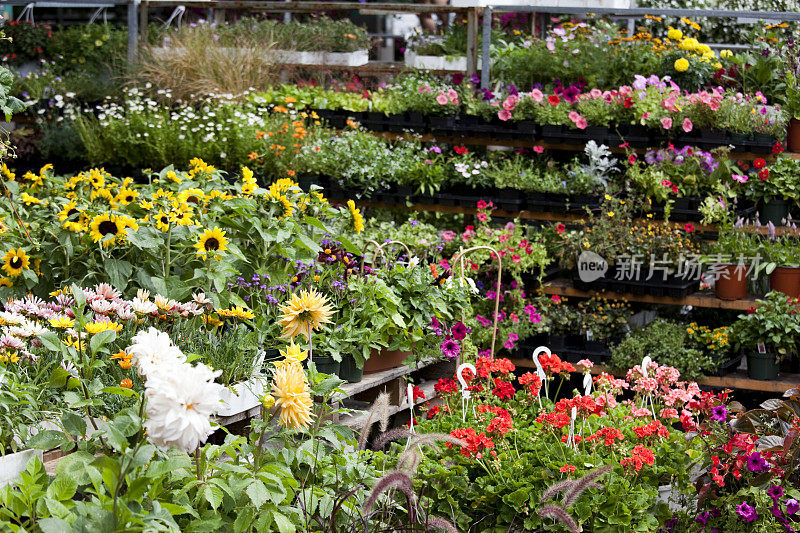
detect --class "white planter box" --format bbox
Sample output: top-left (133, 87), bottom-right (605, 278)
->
top-left (217, 376), bottom-right (269, 418)
top-left (324, 50), bottom-right (369, 67)
top-left (405, 52), bottom-right (470, 71)
top-left (0, 449), bottom-right (43, 487)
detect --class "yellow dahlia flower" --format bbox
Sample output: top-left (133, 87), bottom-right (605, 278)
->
top-left (272, 361), bottom-right (313, 430)
top-left (278, 289), bottom-right (334, 339)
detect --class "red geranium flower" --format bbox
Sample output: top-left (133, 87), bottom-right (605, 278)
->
top-left (753, 158), bottom-right (766, 169)
top-left (555, 223), bottom-right (566, 234)
top-left (548, 94), bottom-right (560, 105)
top-left (454, 146), bottom-right (468, 154)
top-left (773, 141), bottom-right (784, 154)
top-left (759, 168), bottom-right (770, 181)
top-left (492, 378), bottom-right (516, 400)
top-left (560, 464), bottom-right (577, 473)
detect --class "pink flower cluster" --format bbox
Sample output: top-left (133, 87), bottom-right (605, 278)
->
top-left (435, 88), bottom-right (460, 106)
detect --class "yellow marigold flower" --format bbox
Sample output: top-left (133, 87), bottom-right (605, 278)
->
top-left (85, 321), bottom-right (123, 335)
top-left (278, 289), bottom-right (334, 340)
top-left (667, 27), bottom-right (683, 41)
top-left (719, 50), bottom-right (733, 59)
top-left (1, 248), bottom-right (30, 278)
top-left (194, 227), bottom-right (228, 260)
top-left (49, 316), bottom-right (75, 329)
top-left (679, 38), bottom-right (698, 51)
top-left (674, 58), bottom-right (690, 72)
top-left (272, 361), bottom-right (313, 430)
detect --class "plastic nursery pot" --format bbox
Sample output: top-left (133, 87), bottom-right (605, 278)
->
top-left (747, 351), bottom-right (780, 381)
top-left (363, 346), bottom-right (411, 374)
top-left (769, 266), bottom-right (800, 298)
top-left (714, 264), bottom-right (749, 301)
top-left (338, 354), bottom-right (364, 384)
top-left (311, 355), bottom-right (340, 376)
top-left (759, 199), bottom-right (790, 226)
top-left (788, 118), bottom-right (800, 152)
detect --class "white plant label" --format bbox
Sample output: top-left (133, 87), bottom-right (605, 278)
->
top-left (456, 363), bottom-right (476, 398)
top-left (757, 343), bottom-right (767, 354)
top-left (641, 356), bottom-right (652, 377)
top-left (586, 330), bottom-right (594, 341)
top-left (583, 373), bottom-right (592, 396)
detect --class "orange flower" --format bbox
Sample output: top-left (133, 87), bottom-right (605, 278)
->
top-left (248, 152), bottom-right (258, 160)
top-left (273, 106), bottom-right (288, 113)
top-left (287, 170), bottom-right (296, 177)
top-left (120, 378), bottom-right (133, 389)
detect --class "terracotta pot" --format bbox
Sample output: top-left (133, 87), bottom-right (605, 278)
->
top-left (770, 266), bottom-right (800, 297)
top-left (363, 346), bottom-right (411, 373)
top-left (788, 118), bottom-right (800, 152)
top-left (715, 264), bottom-right (748, 300)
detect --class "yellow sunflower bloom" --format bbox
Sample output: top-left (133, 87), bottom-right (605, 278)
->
top-left (272, 361), bottom-right (313, 430)
top-left (154, 210), bottom-right (171, 232)
top-left (278, 288), bottom-right (334, 339)
top-left (20, 192), bottom-right (44, 206)
top-left (0, 277), bottom-right (12, 288)
top-left (170, 208), bottom-right (193, 227)
top-left (114, 188), bottom-right (138, 206)
top-left (178, 188), bottom-right (206, 207)
top-left (89, 213), bottom-right (122, 247)
top-left (194, 227), bottom-right (228, 260)
top-left (1, 248), bottom-right (30, 278)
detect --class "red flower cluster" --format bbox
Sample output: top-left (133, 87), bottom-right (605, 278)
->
top-left (449, 428), bottom-right (495, 458)
top-left (539, 353), bottom-right (575, 375)
top-left (476, 356), bottom-right (515, 378)
top-left (454, 146), bottom-right (469, 154)
top-left (585, 427), bottom-right (625, 447)
top-left (518, 372), bottom-right (542, 396)
top-left (773, 141), bottom-right (784, 154)
top-left (753, 158), bottom-right (767, 169)
top-left (536, 411), bottom-right (571, 429)
top-left (620, 445), bottom-right (655, 471)
top-left (412, 386), bottom-right (426, 402)
top-left (759, 168), bottom-right (770, 181)
top-left (560, 464), bottom-right (577, 473)
top-left (633, 420), bottom-right (670, 440)
top-left (553, 395), bottom-right (603, 417)
top-left (435, 378), bottom-right (458, 394)
top-left (479, 405), bottom-right (513, 435)
top-left (427, 405), bottom-right (441, 419)
top-left (492, 378), bottom-right (516, 400)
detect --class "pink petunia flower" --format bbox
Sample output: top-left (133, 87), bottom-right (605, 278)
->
top-left (682, 117), bottom-right (693, 132)
top-left (661, 117), bottom-right (673, 129)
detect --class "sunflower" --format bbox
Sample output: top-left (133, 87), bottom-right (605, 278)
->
top-left (90, 187), bottom-right (115, 204)
top-left (89, 213), bottom-right (122, 247)
top-left (271, 361), bottom-right (313, 430)
top-left (347, 200), bottom-right (364, 234)
top-left (170, 207), bottom-right (193, 227)
top-left (2, 248), bottom-right (30, 278)
top-left (114, 188), bottom-right (138, 206)
top-left (178, 188), bottom-right (206, 206)
top-left (194, 227), bottom-right (228, 260)
top-left (166, 170), bottom-right (181, 184)
top-left (217, 305), bottom-right (254, 320)
top-left (152, 189), bottom-right (173, 202)
top-left (154, 210), bottom-right (171, 232)
top-left (0, 277), bottom-right (12, 288)
top-left (278, 288), bottom-right (334, 339)
top-left (20, 192), bottom-right (44, 206)
top-left (115, 215), bottom-right (139, 239)
top-left (58, 200), bottom-right (82, 223)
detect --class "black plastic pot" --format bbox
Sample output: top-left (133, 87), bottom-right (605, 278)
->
top-left (338, 354), bottom-right (364, 383)
top-left (540, 124), bottom-right (564, 142)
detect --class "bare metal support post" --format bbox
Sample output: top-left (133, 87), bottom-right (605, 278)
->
top-left (127, 0), bottom-right (139, 65)
top-left (139, 0), bottom-right (148, 42)
top-left (466, 7), bottom-right (478, 77)
top-left (480, 6), bottom-right (491, 89)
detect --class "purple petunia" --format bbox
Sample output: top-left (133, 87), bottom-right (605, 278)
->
top-left (768, 485), bottom-right (785, 500)
top-left (710, 405), bottom-right (728, 422)
top-left (451, 321), bottom-right (469, 341)
top-left (746, 452), bottom-right (770, 473)
top-left (440, 339), bottom-right (460, 359)
top-left (736, 502), bottom-right (757, 523)
top-left (787, 499), bottom-right (799, 515)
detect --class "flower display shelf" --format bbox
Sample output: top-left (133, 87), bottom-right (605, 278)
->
top-left (331, 359), bottom-right (450, 429)
top-left (571, 268), bottom-right (700, 299)
top-left (543, 279), bottom-right (757, 311)
top-left (312, 109), bottom-right (780, 153)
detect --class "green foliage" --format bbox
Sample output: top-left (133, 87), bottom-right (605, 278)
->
top-left (610, 319), bottom-right (719, 379)
top-left (732, 290), bottom-right (800, 356)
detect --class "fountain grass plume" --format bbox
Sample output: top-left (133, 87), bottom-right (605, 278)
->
top-left (357, 392), bottom-right (390, 450)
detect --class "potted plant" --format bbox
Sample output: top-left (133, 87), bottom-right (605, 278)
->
top-left (739, 156), bottom-right (800, 225)
top-left (758, 221), bottom-right (800, 298)
top-left (732, 291), bottom-right (800, 380)
top-left (707, 221), bottom-right (759, 301)
top-left (404, 26), bottom-right (470, 71)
